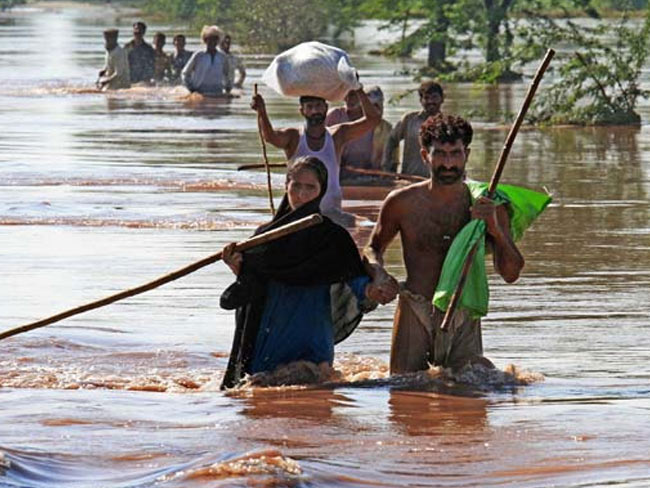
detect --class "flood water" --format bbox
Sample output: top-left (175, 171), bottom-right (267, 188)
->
top-left (1, 3), bottom-right (650, 487)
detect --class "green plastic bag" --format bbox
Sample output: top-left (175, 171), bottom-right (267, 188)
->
top-left (432, 181), bottom-right (552, 318)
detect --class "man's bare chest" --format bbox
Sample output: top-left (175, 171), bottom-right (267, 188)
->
top-left (401, 199), bottom-right (471, 255)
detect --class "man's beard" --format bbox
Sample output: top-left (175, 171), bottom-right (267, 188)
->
top-left (433, 167), bottom-right (464, 185)
top-left (305, 114), bottom-right (325, 127)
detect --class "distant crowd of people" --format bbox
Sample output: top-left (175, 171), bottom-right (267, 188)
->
top-left (98, 23), bottom-right (445, 180)
top-left (98, 22), bottom-right (246, 96)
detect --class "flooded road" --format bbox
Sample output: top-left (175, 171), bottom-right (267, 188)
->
top-left (1, 3), bottom-right (650, 487)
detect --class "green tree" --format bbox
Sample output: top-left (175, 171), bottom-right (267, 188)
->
top-left (528, 4), bottom-right (650, 124)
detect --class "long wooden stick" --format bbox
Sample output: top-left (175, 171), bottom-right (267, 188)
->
top-left (0, 214), bottom-right (323, 342)
top-left (237, 163), bottom-right (426, 184)
top-left (254, 84), bottom-right (275, 215)
top-left (440, 48), bottom-right (555, 332)
top-left (343, 167), bottom-right (426, 183)
top-left (238, 162), bottom-right (286, 171)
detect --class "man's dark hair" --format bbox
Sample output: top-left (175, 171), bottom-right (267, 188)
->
top-left (299, 95), bottom-right (326, 105)
top-left (418, 80), bottom-right (443, 98)
top-left (103, 28), bottom-right (119, 38)
top-left (153, 32), bottom-right (166, 42)
top-left (133, 21), bottom-right (147, 33)
top-left (419, 114), bottom-right (473, 150)
top-left (173, 34), bottom-right (185, 42)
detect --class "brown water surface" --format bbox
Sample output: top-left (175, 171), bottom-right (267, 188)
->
top-left (1, 4), bottom-right (649, 487)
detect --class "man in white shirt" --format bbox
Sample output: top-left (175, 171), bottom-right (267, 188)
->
top-left (98, 29), bottom-right (130, 91)
top-left (182, 25), bottom-right (231, 96)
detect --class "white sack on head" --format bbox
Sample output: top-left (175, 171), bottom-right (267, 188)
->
top-left (261, 41), bottom-right (361, 102)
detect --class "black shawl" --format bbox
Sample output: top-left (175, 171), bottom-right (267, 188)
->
top-left (220, 191), bottom-right (369, 389)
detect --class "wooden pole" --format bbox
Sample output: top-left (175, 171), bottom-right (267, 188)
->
top-left (343, 167), bottom-right (427, 183)
top-left (0, 214), bottom-right (323, 342)
top-left (254, 83), bottom-right (276, 215)
top-left (439, 48), bottom-right (555, 332)
top-left (238, 164), bottom-right (426, 183)
top-left (238, 162), bottom-right (286, 171)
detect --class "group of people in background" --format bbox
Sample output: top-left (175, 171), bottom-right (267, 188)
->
top-left (98, 22), bottom-right (246, 95)
top-left (251, 79), bottom-right (447, 226)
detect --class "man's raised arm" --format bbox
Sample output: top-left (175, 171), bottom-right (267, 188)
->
top-left (251, 93), bottom-right (296, 153)
top-left (332, 88), bottom-right (380, 150)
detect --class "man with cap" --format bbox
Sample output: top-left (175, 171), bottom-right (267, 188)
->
top-left (124, 21), bottom-right (155, 84)
top-left (325, 86), bottom-right (395, 178)
top-left (182, 25), bottom-right (231, 96)
top-left (98, 29), bottom-right (130, 91)
top-left (251, 88), bottom-right (380, 224)
top-left (382, 80), bottom-right (444, 177)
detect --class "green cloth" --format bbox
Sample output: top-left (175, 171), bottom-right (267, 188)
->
top-left (432, 181), bottom-right (552, 318)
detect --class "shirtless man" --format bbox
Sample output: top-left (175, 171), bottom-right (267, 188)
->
top-left (365, 114), bottom-right (524, 373)
top-left (251, 89), bottom-right (380, 222)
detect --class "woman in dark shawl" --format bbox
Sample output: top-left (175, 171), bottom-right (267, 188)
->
top-left (220, 156), bottom-right (395, 389)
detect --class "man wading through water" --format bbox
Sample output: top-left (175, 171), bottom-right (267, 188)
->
top-left (365, 114), bottom-right (525, 373)
top-left (251, 88), bottom-right (380, 225)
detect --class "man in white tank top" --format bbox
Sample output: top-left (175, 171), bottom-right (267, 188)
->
top-left (251, 88), bottom-right (380, 221)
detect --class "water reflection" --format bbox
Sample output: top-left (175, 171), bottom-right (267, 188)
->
top-left (236, 388), bottom-right (346, 421)
top-left (387, 391), bottom-right (489, 437)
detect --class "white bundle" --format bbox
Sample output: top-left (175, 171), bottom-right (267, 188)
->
top-left (262, 41), bottom-right (361, 102)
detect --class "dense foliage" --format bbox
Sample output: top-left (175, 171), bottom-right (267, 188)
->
top-left (528, 5), bottom-right (650, 125)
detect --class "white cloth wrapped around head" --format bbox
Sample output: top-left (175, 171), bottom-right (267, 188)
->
top-left (201, 25), bottom-right (224, 42)
top-left (262, 41), bottom-right (361, 102)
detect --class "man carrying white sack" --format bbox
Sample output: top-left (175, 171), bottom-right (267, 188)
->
top-left (251, 90), bottom-right (379, 225)
top-left (252, 42), bottom-right (380, 225)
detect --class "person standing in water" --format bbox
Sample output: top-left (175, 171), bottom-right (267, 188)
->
top-left (250, 89), bottom-right (380, 224)
top-left (124, 21), bottom-right (155, 84)
top-left (220, 156), bottom-right (397, 389)
top-left (169, 34), bottom-right (193, 84)
top-left (152, 32), bottom-right (171, 84)
top-left (382, 81), bottom-right (445, 177)
top-left (219, 33), bottom-right (246, 89)
top-left (326, 86), bottom-right (395, 178)
top-left (98, 29), bottom-right (130, 91)
top-left (182, 25), bottom-right (231, 96)
top-left (365, 114), bottom-right (524, 373)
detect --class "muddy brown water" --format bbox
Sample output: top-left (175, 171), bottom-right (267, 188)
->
top-left (1, 4), bottom-right (649, 487)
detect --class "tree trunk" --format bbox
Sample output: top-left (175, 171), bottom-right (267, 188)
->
top-left (428, 39), bottom-right (446, 68)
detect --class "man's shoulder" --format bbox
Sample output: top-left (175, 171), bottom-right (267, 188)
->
top-left (384, 181), bottom-right (429, 208)
top-left (114, 45), bottom-right (128, 57)
top-left (401, 110), bottom-right (421, 121)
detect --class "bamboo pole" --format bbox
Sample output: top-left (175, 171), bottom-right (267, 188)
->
top-left (343, 167), bottom-right (427, 183)
top-left (238, 162), bottom-right (286, 171)
top-left (254, 83), bottom-right (276, 215)
top-left (440, 48), bottom-right (555, 332)
top-left (237, 164), bottom-right (426, 183)
top-left (0, 214), bottom-right (323, 342)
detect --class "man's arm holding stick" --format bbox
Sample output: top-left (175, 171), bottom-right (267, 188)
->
top-left (440, 48), bottom-right (555, 331)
